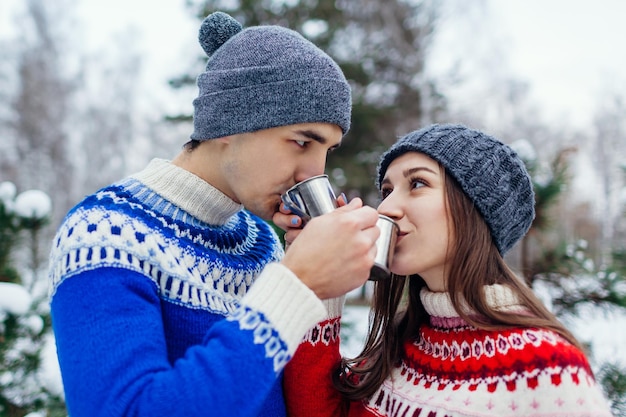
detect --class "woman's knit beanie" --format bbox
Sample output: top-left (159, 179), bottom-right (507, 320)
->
top-left (190, 12), bottom-right (352, 140)
top-left (377, 124), bottom-right (535, 254)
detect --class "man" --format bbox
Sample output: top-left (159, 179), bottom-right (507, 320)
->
top-left (48, 12), bottom-right (379, 417)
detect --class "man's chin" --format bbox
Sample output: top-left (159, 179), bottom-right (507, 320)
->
top-left (244, 204), bottom-right (278, 222)
top-left (247, 209), bottom-right (272, 221)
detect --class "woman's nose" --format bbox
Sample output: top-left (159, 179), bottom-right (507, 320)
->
top-left (377, 192), bottom-right (402, 220)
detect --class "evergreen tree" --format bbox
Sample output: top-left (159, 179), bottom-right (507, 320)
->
top-left (172, 0), bottom-right (446, 203)
top-left (514, 145), bottom-right (626, 315)
top-left (0, 181), bottom-right (66, 417)
top-left (597, 165), bottom-right (626, 415)
top-left (513, 144), bottom-right (626, 415)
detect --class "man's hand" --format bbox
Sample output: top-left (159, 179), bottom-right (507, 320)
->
top-left (273, 194), bottom-right (348, 248)
top-left (280, 198), bottom-right (379, 299)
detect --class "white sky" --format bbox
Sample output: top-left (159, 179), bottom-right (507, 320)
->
top-left (488, 0), bottom-right (626, 128)
top-left (428, 0), bottom-right (626, 130)
top-left (1, 0), bottom-right (625, 130)
top-left (73, 0), bottom-right (198, 96)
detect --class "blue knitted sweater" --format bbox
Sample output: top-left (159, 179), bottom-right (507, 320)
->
top-left (48, 159), bottom-right (326, 417)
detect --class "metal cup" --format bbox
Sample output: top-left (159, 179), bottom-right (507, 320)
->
top-left (369, 215), bottom-right (399, 281)
top-left (281, 175), bottom-right (338, 223)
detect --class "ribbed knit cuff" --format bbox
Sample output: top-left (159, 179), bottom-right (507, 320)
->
top-left (241, 262), bottom-right (326, 355)
top-left (322, 296), bottom-right (345, 320)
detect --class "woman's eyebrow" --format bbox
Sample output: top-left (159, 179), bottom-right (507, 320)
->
top-left (403, 166), bottom-right (437, 177)
top-left (381, 166), bottom-right (437, 186)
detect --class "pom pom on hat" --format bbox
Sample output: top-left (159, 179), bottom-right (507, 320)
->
top-left (377, 124), bottom-right (535, 254)
top-left (198, 12), bottom-right (242, 57)
top-left (191, 11), bottom-right (352, 140)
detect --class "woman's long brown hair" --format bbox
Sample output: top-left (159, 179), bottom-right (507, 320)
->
top-left (333, 167), bottom-right (584, 401)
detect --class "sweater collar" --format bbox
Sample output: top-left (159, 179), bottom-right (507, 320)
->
top-left (419, 284), bottom-right (524, 319)
top-left (130, 158), bottom-right (243, 226)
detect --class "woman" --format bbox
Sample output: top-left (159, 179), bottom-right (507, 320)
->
top-left (283, 124), bottom-right (612, 416)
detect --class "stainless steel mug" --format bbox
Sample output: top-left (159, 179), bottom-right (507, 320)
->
top-left (369, 215), bottom-right (399, 280)
top-left (281, 175), bottom-right (338, 222)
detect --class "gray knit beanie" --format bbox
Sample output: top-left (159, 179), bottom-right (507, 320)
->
top-left (190, 12), bottom-right (352, 140)
top-left (377, 124), bottom-right (535, 254)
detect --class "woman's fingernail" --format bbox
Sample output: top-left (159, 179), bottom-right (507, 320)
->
top-left (340, 193), bottom-right (347, 203)
top-left (291, 217), bottom-right (300, 225)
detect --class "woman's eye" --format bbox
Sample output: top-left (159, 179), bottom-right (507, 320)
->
top-left (380, 188), bottom-right (392, 200)
top-left (295, 140), bottom-right (307, 147)
top-left (410, 178), bottom-right (426, 190)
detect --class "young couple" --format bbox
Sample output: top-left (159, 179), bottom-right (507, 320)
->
top-left (49, 11), bottom-right (611, 417)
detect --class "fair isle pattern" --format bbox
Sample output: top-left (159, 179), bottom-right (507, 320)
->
top-left (283, 285), bottom-right (611, 416)
top-left (415, 326), bottom-right (557, 366)
top-left (48, 179), bottom-right (283, 314)
top-left (227, 305), bottom-right (291, 372)
top-left (361, 325), bottom-right (608, 417)
top-left (302, 317), bottom-right (341, 346)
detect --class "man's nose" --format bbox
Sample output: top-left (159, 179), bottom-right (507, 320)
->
top-left (294, 153), bottom-right (327, 183)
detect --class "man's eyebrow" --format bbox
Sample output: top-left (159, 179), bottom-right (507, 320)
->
top-left (295, 129), bottom-right (327, 144)
top-left (295, 129), bottom-right (341, 150)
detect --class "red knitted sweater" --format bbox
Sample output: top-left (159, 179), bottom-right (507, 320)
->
top-left (284, 285), bottom-right (613, 416)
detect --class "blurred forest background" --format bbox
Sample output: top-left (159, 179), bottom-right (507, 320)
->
top-left (1, 0), bottom-right (625, 415)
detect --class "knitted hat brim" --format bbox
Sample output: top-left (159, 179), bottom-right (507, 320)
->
top-left (191, 78), bottom-right (351, 140)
